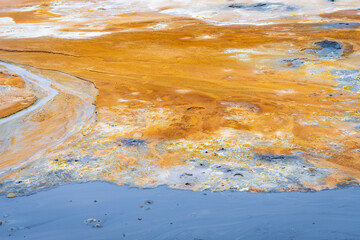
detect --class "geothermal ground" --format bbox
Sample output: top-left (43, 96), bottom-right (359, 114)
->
top-left (0, 0), bottom-right (360, 195)
top-left (1, 0), bottom-right (360, 239)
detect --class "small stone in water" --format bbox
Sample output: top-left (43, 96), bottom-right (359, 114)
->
top-left (84, 218), bottom-right (103, 228)
top-left (6, 193), bottom-right (16, 198)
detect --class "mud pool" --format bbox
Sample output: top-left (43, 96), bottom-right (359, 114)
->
top-left (0, 182), bottom-right (360, 240)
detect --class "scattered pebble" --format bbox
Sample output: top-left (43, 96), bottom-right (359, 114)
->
top-left (84, 218), bottom-right (103, 228)
top-left (6, 193), bottom-right (16, 198)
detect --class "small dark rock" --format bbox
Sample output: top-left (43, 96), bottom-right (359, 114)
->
top-left (180, 173), bottom-right (193, 179)
top-left (119, 138), bottom-right (146, 147)
top-left (84, 218), bottom-right (103, 228)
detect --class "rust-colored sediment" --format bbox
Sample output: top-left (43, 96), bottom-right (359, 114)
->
top-left (0, 71), bottom-right (37, 118)
top-left (1, 1), bottom-right (360, 191)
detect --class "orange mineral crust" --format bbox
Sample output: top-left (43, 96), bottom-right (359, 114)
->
top-left (0, 0), bottom-right (360, 194)
top-left (0, 71), bottom-right (37, 118)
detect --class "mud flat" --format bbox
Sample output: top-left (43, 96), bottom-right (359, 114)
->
top-left (0, 182), bottom-right (359, 240)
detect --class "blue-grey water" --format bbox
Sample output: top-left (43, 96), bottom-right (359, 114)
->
top-left (0, 182), bottom-right (359, 240)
